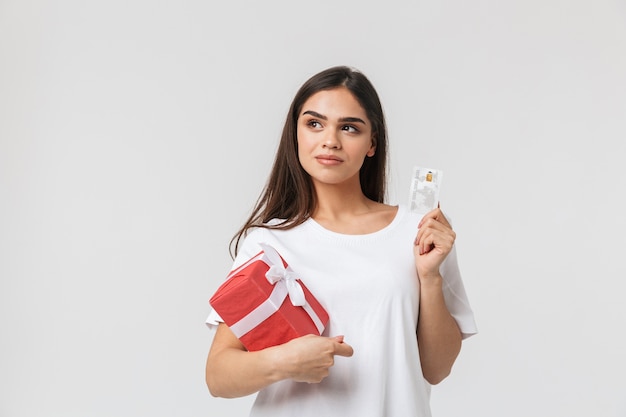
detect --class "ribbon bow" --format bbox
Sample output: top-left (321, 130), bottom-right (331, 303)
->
top-left (259, 243), bottom-right (306, 306)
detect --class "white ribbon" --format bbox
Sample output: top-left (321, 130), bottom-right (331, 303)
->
top-left (228, 243), bottom-right (326, 339)
top-left (261, 243), bottom-right (306, 307)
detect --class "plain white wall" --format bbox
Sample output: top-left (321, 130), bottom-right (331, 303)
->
top-left (1, 1), bottom-right (625, 416)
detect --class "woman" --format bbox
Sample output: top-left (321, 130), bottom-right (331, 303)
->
top-left (205, 65), bottom-right (477, 417)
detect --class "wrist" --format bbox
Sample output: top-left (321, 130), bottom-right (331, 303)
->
top-left (262, 345), bottom-right (290, 383)
top-left (418, 272), bottom-right (443, 289)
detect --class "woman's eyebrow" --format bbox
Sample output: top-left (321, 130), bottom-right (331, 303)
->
top-left (302, 110), bottom-right (367, 125)
top-left (302, 110), bottom-right (327, 120)
top-left (339, 116), bottom-right (367, 125)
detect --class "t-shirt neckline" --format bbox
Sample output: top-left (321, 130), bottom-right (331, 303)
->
top-left (304, 204), bottom-right (405, 243)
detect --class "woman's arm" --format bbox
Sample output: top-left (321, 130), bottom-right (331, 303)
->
top-left (206, 323), bottom-right (354, 398)
top-left (413, 207), bottom-right (463, 385)
top-left (416, 275), bottom-right (462, 385)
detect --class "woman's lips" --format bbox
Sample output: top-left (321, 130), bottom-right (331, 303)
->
top-left (315, 154), bottom-right (343, 165)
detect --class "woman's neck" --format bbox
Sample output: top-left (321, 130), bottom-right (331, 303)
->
top-left (311, 182), bottom-right (372, 219)
top-left (310, 181), bottom-right (396, 234)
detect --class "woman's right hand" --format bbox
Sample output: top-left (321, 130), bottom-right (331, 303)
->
top-left (206, 323), bottom-right (353, 398)
top-left (275, 334), bottom-right (354, 383)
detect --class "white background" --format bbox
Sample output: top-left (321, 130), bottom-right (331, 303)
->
top-left (2, 1), bottom-right (625, 416)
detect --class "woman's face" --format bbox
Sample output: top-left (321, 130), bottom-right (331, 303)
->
top-left (296, 87), bottom-right (375, 189)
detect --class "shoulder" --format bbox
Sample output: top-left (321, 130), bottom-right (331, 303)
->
top-left (366, 202), bottom-right (406, 232)
top-left (393, 204), bottom-right (422, 228)
top-left (233, 227), bottom-right (268, 265)
top-left (397, 205), bottom-right (457, 228)
top-left (234, 221), bottom-right (308, 265)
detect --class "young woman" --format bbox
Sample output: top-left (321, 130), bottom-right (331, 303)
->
top-left (205, 66), bottom-right (477, 417)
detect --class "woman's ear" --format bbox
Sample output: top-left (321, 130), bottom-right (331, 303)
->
top-left (367, 137), bottom-right (376, 157)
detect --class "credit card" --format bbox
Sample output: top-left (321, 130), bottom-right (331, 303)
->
top-left (408, 166), bottom-right (443, 214)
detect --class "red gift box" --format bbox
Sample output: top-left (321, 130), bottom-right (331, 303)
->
top-left (209, 243), bottom-right (329, 351)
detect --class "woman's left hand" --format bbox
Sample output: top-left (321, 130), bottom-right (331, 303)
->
top-left (414, 207), bottom-right (456, 282)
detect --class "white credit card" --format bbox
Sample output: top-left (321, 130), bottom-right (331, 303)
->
top-left (408, 166), bottom-right (443, 214)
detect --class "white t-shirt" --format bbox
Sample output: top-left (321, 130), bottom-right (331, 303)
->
top-left (206, 204), bottom-right (477, 417)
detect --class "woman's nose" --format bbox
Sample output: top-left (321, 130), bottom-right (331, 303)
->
top-left (322, 131), bottom-right (341, 149)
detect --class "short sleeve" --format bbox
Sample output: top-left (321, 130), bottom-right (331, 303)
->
top-left (440, 244), bottom-right (478, 339)
top-left (205, 309), bottom-right (223, 327)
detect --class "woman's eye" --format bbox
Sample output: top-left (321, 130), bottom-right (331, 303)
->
top-left (342, 125), bottom-right (358, 133)
top-left (308, 120), bottom-right (321, 128)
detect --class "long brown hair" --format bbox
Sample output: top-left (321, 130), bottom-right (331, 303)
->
top-left (230, 66), bottom-right (388, 257)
